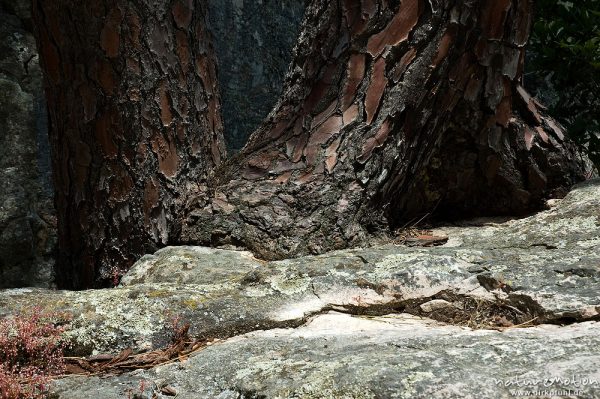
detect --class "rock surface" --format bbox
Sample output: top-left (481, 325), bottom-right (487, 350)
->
top-left (0, 0), bottom-right (56, 288)
top-left (0, 180), bottom-right (598, 397)
top-left (52, 313), bottom-right (600, 399)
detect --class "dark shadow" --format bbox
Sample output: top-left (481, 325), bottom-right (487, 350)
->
top-left (206, 0), bottom-right (306, 152)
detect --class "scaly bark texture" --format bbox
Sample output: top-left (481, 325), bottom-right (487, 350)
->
top-left (179, 0), bottom-right (593, 259)
top-left (33, 0), bottom-right (225, 288)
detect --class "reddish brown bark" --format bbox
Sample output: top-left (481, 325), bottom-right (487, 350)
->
top-left (33, 0), bottom-right (225, 288)
top-left (34, 0), bottom-right (594, 287)
top-left (179, 0), bottom-right (593, 259)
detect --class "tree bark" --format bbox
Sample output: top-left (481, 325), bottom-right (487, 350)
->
top-left (33, 0), bottom-right (225, 288)
top-left (33, 0), bottom-right (594, 287)
top-left (178, 0), bottom-right (593, 259)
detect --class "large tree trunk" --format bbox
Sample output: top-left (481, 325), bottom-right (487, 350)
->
top-left (34, 0), bottom-right (594, 287)
top-left (33, 0), bottom-right (225, 288)
top-left (178, 0), bottom-right (593, 259)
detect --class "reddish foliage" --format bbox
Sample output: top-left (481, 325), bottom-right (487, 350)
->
top-left (0, 309), bottom-right (69, 399)
top-left (167, 315), bottom-right (191, 344)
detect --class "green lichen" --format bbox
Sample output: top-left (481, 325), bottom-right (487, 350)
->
top-left (147, 290), bottom-right (170, 298)
top-left (268, 273), bottom-right (311, 295)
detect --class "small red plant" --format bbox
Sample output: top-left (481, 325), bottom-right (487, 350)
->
top-left (126, 379), bottom-right (149, 399)
top-left (0, 309), bottom-right (69, 399)
top-left (104, 265), bottom-right (126, 287)
top-left (167, 314), bottom-right (191, 344)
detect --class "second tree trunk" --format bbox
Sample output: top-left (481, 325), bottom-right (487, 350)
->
top-left (179, 0), bottom-right (593, 259)
top-left (33, 0), bottom-right (225, 288)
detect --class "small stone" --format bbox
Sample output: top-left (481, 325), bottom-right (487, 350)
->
top-left (546, 198), bottom-right (562, 208)
top-left (420, 299), bottom-right (454, 313)
top-left (161, 385), bottom-right (177, 396)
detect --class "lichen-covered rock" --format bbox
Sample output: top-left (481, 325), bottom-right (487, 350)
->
top-left (52, 313), bottom-right (600, 399)
top-left (0, 181), bottom-right (598, 359)
top-left (120, 246), bottom-right (263, 286)
top-left (0, 180), bottom-right (598, 397)
top-left (440, 179), bottom-right (600, 251)
top-left (0, 1), bottom-right (56, 288)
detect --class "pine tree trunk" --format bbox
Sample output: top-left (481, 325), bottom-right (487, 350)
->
top-left (34, 0), bottom-right (594, 287)
top-left (33, 0), bottom-right (225, 288)
top-left (179, 0), bottom-right (593, 259)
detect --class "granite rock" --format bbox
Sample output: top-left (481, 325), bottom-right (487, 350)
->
top-left (0, 181), bottom-right (598, 397)
top-left (0, 1), bottom-right (56, 288)
top-left (52, 312), bottom-right (600, 399)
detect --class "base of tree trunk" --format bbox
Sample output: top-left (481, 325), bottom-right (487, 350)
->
top-left (177, 0), bottom-right (595, 260)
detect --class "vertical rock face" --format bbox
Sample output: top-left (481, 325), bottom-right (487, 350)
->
top-left (0, 0), bottom-right (56, 288)
top-left (207, 0), bottom-right (305, 151)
